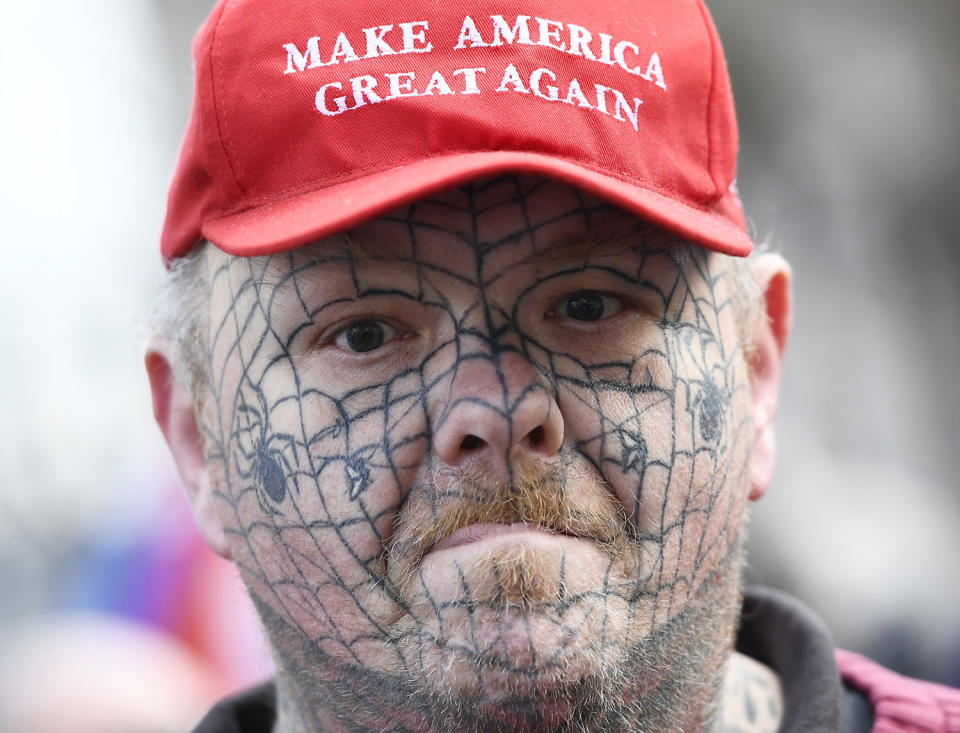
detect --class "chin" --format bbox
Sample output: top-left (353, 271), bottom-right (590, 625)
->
top-left (412, 609), bottom-right (632, 733)
top-left (393, 535), bottom-right (643, 707)
top-left (427, 607), bottom-right (625, 693)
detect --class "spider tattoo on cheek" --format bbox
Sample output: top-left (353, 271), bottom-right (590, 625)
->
top-left (234, 390), bottom-right (299, 514)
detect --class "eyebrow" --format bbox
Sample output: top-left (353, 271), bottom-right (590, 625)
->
top-left (529, 216), bottom-right (687, 267)
top-left (259, 211), bottom-right (688, 284)
top-left (260, 231), bottom-right (409, 283)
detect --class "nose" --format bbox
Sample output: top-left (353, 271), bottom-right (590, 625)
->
top-left (432, 350), bottom-right (564, 468)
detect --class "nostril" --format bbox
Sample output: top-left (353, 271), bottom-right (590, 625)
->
top-left (459, 434), bottom-right (484, 453)
top-left (526, 425), bottom-right (545, 448)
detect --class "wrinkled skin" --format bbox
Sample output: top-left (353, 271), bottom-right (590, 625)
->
top-left (164, 177), bottom-right (779, 732)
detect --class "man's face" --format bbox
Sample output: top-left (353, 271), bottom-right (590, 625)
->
top-left (200, 177), bottom-right (755, 730)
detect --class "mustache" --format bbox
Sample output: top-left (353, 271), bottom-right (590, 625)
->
top-left (388, 456), bottom-right (637, 570)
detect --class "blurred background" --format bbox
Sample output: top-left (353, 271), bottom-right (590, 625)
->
top-left (0, 1), bottom-right (957, 730)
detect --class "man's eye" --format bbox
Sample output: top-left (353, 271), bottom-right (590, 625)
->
top-left (334, 319), bottom-right (396, 353)
top-left (556, 291), bottom-right (622, 322)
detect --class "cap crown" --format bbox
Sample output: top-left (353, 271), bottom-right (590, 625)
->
top-left (162, 0), bottom-right (748, 261)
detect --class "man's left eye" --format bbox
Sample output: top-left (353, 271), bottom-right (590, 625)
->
top-left (334, 319), bottom-right (396, 353)
top-left (555, 291), bottom-right (623, 322)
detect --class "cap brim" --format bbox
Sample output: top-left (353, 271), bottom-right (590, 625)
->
top-left (202, 151), bottom-right (752, 258)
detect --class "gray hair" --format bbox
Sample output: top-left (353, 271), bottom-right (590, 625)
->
top-left (151, 243), bottom-right (210, 404)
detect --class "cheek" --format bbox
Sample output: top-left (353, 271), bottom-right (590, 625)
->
top-left (555, 329), bottom-right (753, 601)
top-left (555, 347), bottom-right (678, 520)
top-left (211, 367), bottom-right (431, 650)
top-left (650, 374), bottom-right (751, 599)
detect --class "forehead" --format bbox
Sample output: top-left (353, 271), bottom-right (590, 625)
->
top-left (251, 177), bottom-right (688, 280)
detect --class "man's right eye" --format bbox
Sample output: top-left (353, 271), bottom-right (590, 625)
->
top-left (554, 291), bottom-right (623, 322)
top-left (334, 319), bottom-right (396, 353)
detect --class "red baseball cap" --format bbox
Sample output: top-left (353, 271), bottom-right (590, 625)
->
top-left (161, 0), bottom-right (751, 262)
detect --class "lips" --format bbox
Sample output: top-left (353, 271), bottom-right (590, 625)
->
top-left (387, 457), bottom-right (631, 574)
top-left (430, 522), bottom-right (563, 553)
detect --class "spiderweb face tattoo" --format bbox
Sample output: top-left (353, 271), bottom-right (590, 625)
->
top-left (199, 177), bottom-right (755, 732)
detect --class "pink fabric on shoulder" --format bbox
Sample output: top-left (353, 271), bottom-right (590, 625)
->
top-left (836, 649), bottom-right (960, 732)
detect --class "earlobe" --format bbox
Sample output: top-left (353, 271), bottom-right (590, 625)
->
top-left (145, 341), bottom-right (230, 559)
top-left (746, 253), bottom-right (792, 502)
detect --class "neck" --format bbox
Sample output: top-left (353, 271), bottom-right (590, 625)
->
top-left (271, 660), bottom-right (784, 733)
top-left (716, 653), bottom-right (784, 733)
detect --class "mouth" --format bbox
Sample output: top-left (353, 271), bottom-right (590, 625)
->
top-left (387, 457), bottom-right (634, 583)
top-left (429, 522), bottom-right (566, 554)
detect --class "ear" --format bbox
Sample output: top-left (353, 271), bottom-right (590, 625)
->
top-left (145, 339), bottom-right (230, 558)
top-left (746, 253), bottom-right (792, 501)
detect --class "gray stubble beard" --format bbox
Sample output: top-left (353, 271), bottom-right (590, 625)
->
top-left (255, 532), bottom-right (745, 733)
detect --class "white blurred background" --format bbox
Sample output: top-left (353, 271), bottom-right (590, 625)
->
top-left (0, 1), bottom-right (957, 729)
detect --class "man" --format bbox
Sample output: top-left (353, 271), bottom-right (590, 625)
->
top-left (147, 0), bottom-right (960, 731)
